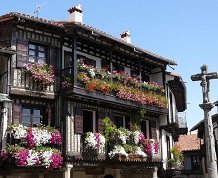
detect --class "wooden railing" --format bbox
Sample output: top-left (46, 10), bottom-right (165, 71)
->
top-left (77, 133), bottom-right (161, 162)
top-left (10, 68), bottom-right (56, 98)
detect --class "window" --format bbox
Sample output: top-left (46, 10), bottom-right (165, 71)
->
top-left (29, 43), bottom-right (47, 64)
top-left (113, 63), bottom-right (124, 72)
top-left (141, 120), bottom-right (150, 139)
top-left (83, 110), bottom-right (95, 133)
top-left (141, 72), bottom-right (150, 82)
top-left (78, 54), bottom-right (96, 68)
top-left (21, 107), bottom-right (45, 127)
top-left (191, 155), bottom-right (200, 170)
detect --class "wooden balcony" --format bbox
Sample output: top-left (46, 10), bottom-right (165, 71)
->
top-left (66, 133), bottom-right (162, 166)
top-left (60, 68), bottom-right (169, 115)
top-left (10, 68), bottom-right (56, 99)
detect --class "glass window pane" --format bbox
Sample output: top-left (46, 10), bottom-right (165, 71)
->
top-left (29, 44), bottom-right (36, 49)
top-left (38, 58), bottom-right (45, 64)
top-left (38, 52), bottom-right (45, 58)
top-left (33, 109), bottom-right (40, 116)
top-left (29, 56), bottom-right (36, 63)
top-left (22, 116), bottom-right (30, 123)
top-left (23, 108), bottom-right (30, 115)
top-left (33, 117), bottom-right (40, 123)
top-left (29, 50), bottom-right (36, 55)
top-left (38, 46), bottom-right (45, 52)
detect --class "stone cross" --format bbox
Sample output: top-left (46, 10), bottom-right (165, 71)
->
top-left (191, 65), bottom-right (218, 103)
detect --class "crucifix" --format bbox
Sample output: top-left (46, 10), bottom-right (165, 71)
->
top-left (191, 65), bottom-right (218, 178)
top-left (191, 65), bottom-right (218, 103)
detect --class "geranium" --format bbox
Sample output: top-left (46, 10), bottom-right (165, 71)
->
top-left (108, 145), bottom-right (128, 158)
top-left (61, 76), bottom-right (72, 88)
top-left (23, 63), bottom-right (55, 85)
top-left (84, 132), bottom-right (106, 150)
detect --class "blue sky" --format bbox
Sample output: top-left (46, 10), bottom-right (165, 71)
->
top-left (1, 1), bottom-right (218, 131)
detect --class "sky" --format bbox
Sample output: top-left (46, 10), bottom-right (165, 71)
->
top-left (1, 1), bottom-right (218, 131)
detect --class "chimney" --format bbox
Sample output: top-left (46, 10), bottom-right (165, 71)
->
top-left (68, 4), bottom-right (83, 23)
top-left (120, 31), bottom-right (131, 44)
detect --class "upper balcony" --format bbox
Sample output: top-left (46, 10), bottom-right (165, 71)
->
top-left (9, 63), bottom-right (57, 99)
top-left (60, 60), bottom-right (169, 115)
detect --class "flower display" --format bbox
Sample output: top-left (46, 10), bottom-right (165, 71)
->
top-left (61, 76), bottom-right (72, 88)
top-left (103, 117), bottom-right (159, 159)
top-left (23, 63), bottom-right (55, 85)
top-left (2, 145), bottom-right (63, 169)
top-left (84, 132), bottom-right (106, 150)
top-left (3, 124), bottom-right (63, 169)
top-left (8, 124), bottom-right (62, 148)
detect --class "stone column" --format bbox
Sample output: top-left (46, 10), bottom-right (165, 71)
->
top-left (64, 163), bottom-right (73, 178)
top-left (114, 169), bottom-right (121, 178)
top-left (152, 167), bottom-right (158, 178)
top-left (199, 103), bottom-right (217, 178)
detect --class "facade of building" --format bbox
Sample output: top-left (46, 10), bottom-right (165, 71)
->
top-left (0, 5), bottom-right (187, 178)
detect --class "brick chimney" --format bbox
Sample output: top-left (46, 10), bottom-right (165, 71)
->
top-left (120, 31), bottom-right (131, 44)
top-left (68, 4), bottom-right (83, 23)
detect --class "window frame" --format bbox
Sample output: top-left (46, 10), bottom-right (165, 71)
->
top-left (28, 42), bottom-right (48, 64)
top-left (21, 106), bottom-right (45, 127)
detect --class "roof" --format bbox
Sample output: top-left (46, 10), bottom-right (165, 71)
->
top-left (190, 113), bottom-right (218, 131)
top-left (0, 12), bottom-right (177, 66)
top-left (177, 134), bottom-right (202, 151)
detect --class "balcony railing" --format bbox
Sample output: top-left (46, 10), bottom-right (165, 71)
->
top-left (60, 65), bottom-right (168, 110)
top-left (10, 68), bottom-right (56, 98)
top-left (70, 133), bottom-right (161, 163)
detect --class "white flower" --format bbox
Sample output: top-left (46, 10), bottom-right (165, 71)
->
top-left (27, 150), bottom-right (40, 166)
top-left (32, 128), bottom-right (52, 146)
top-left (108, 145), bottom-right (128, 158)
top-left (11, 124), bottom-right (27, 139)
top-left (84, 132), bottom-right (105, 150)
top-left (133, 130), bottom-right (141, 145)
top-left (117, 129), bottom-right (130, 145)
top-left (134, 147), bottom-right (147, 157)
top-left (41, 148), bottom-right (53, 168)
top-left (90, 68), bottom-right (95, 78)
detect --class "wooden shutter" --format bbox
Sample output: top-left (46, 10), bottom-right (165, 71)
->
top-left (98, 111), bottom-right (105, 134)
top-left (46, 106), bottom-right (55, 126)
top-left (129, 117), bottom-right (134, 131)
top-left (151, 120), bottom-right (157, 140)
top-left (12, 103), bottom-right (22, 124)
top-left (74, 107), bottom-right (83, 134)
top-left (50, 46), bottom-right (60, 75)
top-left (17, 39), bottom-right (28, 68)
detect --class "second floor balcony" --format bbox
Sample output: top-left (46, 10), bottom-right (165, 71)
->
top-left (60, 61), bottom-right (168, 114)
top-left (9, 63), bottom-right (56, 99)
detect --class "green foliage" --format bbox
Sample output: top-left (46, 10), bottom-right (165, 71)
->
top-left (102, 116), bottom-right (117, 142)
